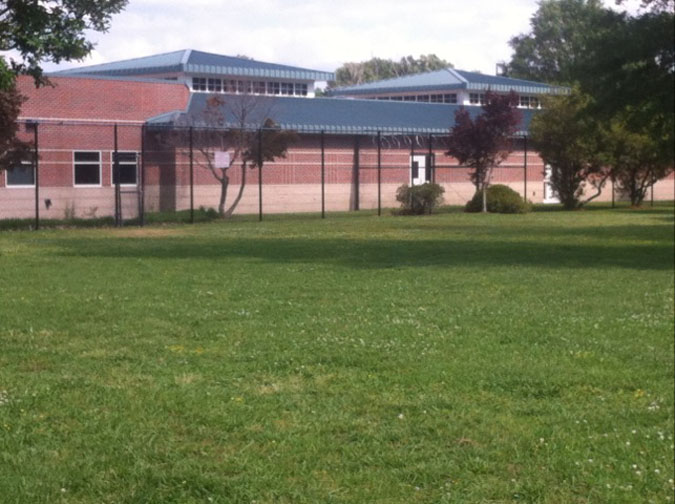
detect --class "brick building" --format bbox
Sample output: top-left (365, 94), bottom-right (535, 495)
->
top-left (3, 49), bottom-right (672, 221)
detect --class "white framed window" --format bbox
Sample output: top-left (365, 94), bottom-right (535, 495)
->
top-left (5, 160), bottom-right (35, 187)
top-left (192, 77), bottom-right (207, 92)
top-left (403, 95), bottom-right (416, 101)
top-left (519, 95), bottom-right (530, 108)
top-left (207, 78), bottom-right (222, 92)
top-left (225, 80), bottom-right (237, 93)
top-left (417, 95), bottom-right (430, 102)
top-left (253, 81), bottom-right (266, 94)
top-left (294, 83), bottom-right (308, 96)
top-left (73, 151), bottom-right (101, 186)
top-left (268, 82), bottom-right (280, 95)
top-left (531, 96), bottom-right (540, 109)
top-left (281, 82), bottom-right (294, 95)
top-left (111, 152), bottom-right (138, 186)
top-left (443, 93), bottom-right (457, 104)
top-left (469, 93), bottom-right (486, 105)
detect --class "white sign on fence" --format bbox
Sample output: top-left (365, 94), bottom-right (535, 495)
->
top-left (214, 151), bottom-right (231, 169)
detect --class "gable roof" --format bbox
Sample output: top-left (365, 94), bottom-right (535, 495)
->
top-left (51, 49), bottom-right (334, 81)
top-left (146, 94), bottom-right (537, 135)
top-left (329, 67), bottom-right (565, 96)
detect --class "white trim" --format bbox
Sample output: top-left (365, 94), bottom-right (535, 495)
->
top-left (73, 150), bottom-right (102, 187)
top-left (445, 67), bottom-right (469, 84)
top-left (19, 116), bottom-right (146, 125)
top-left (110, 151), bottom-right (139, 187)
top-left (4, 161), bottom-right (35, 188)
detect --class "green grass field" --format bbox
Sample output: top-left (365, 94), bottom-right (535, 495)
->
top-left (1, 206), bottom-right (673, 503)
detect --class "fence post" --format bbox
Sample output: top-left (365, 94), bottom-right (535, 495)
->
top-left (650, 183), bottom-right (654, 207)
top-left (140, 124), bottom-right (145, 227)
top-left (523, 135), bottom-right (528, 202)
top-left (428, 134), bottom-right (434, 183)
top-left (114, 123), bottom-right (121, 226)
top-left (321, 130), bottom-right (325, 219)
top-left (377, 131), bottom-right (382, 216)
top-left (611, 176), bottom-right (615, 208)
top-left (258, 128), bottom-right (263, 221)
top-left (353, 135), bottom-right (360, 211)
top-left (33, 122), bottom-right (39, 231)
top-left (189, 126), bottom-right (194, 223)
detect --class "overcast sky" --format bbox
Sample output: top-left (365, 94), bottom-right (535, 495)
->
top-left (43, 0), bottom-right (643, 76)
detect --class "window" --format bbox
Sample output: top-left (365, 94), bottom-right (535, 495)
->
top-left (236, 80), bottom-right (250, 94)
top-left (207, 78), bottom-right (222, 92)
top-left (417, 95), bottom-right (430, 102)
top-left (253, 81), bottom-right (266, 94)
top-left (74, 151), bottom-right (101, 186)
top-left (225, 80), bottom-right (238, 93)
top-left (294, 83), bottom-right (308, 96)
top-left (470, 93), bottom-right (486, 105)
top-left (531, 97), bottom-right (540, 109)
top-left (281, 82), bottom-right (294, 95)
top-left (391, 96), bottom-right (403, 101)
top-left (403, 95), bottom-right (416, 101)
top-left (269, 82), bottom-right (280, 95)
top-left (192, 77), bottom-right (207, 91)
top-left (5, 161), bottom-right (35, 187)
top-left (443, 93), bottom-right (457, 104)
top-left (112, 152), bottom-right (138, 185)
top-left (430, 94), bottom-right (443, 103)
top-left (519, 95), bottom-right (530, 108)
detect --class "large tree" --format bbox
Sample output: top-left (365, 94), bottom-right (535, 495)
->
top-left (334, 54), bottom-right (451, 87)
top-left (529, 90), bottom-right (610, 209)
top-left (446, 91), bottom-right (522, 213)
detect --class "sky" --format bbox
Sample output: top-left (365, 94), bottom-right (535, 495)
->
top-left (42, 0), bottom-right (643, 76)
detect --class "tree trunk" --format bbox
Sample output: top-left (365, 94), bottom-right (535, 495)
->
top-left (223, 162), bottom-right (248, 218)
top-left (218, 174), bottom-right (229, 216)
top-left (481, 184), bottom-right (487, 213)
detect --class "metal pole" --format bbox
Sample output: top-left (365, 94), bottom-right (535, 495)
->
top-left (354, 135), bottom-right (360, 211)
top-left (114, 123), bottom-right (120, 226)
top-left (320, 130), bottom-right (325, 219)
top-left (189, 126), bottom-right (194, 223)
top-left (140, 124), bottom-right (145, 227)
top-left (523, 135), bottom-right (528, 202)
top-left (377, 131), bottom-right (382, 216)
top-left (258, 128), bottom-right (263, 221)
top-left (33, 123), bottom-right (39, 231)
top-left (428, 134), bottom-right (433, 183)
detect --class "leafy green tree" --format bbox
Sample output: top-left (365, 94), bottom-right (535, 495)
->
top-left (334, 54), bottom-right (451, 86)
top-left (505, 0), bottom-right (610, 85)
top-left (446, 91), bottom-right (522, 213)
top-left (529, 90), bottom-right (610, 209)
top-left (0, 0), bottom-right (128, 89)
top-left (0, 84), bottom-right (30, 172)
top-left (606, 120), bottom-right (673, 206)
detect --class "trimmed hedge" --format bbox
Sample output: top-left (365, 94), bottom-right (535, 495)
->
top-left (465, 184), bottom-right (531, 214)
top-left (395, 183), bottom-right (445, 215)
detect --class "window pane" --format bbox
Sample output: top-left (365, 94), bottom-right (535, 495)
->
top-left (6, 162), bottom-right (34, 186)
top-left (113, 164), bottom-right (137, 185)
top-left (75, 151), bottom-right (100, 162)
top-left (114, 152), bottom-right (136, 163)
top-left (75, 165), bottom-right (100, 185)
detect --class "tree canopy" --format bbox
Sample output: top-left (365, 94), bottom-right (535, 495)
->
top-left (0, 0), bottom-right (128, 89)
top-left (334, 54), bottom-right (451, 87)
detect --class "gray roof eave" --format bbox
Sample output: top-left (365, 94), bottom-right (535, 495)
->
top-left (466, 82), bottom-right (569, 94)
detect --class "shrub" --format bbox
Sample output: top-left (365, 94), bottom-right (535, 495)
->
top-left (395, 183), bottom-right (445, 215)
top-left (465, 184), bottom-right (531, 213)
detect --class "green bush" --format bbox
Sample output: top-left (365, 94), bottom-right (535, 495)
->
top-left (395, 183), bottom-right (445, 215)
top-left (465, 184), bottom-right (531, 214)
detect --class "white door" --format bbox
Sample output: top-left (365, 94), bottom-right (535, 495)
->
top-left (543, 164), bottom-right (559, 203)
top-left (411, 154), bottom-right (427, 185)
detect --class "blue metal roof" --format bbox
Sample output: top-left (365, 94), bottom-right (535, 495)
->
top-left (146, 94), bottom-right (537, 135)
top-left (52, 49), bottom-right (334, 81)
top-left (329, 67), bottom-right (565, 96)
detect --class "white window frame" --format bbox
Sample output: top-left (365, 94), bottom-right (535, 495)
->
top-left (5, 160), bottom-right (35, 188)
top-left (110, 151), bottom-right (138, 187)
top-left (73, 150), bottom-right (102, 187)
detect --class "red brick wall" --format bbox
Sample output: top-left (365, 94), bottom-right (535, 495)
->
top-left (17, 75), bottom-right (189, 122)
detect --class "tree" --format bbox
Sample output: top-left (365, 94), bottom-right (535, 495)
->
top-left (0, 0), bottom-right (128, 89)
top-left (176, 95), bottom-right (297, 217)
top-left (446, 91), bottom-right (522, 213)
top-left (334, 54), bottom-right (451, 87)
top-left (505, 0), bottom-right (609, 85)
top-left (529, 90), bottom-right (610, 209)
top-left (606, 119), bottom-right (673, 206)
top-left (0, 84), bottom-right (30, 171)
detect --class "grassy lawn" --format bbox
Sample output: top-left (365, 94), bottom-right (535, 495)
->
top-left (0, 206), bottom-right (673, 503)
